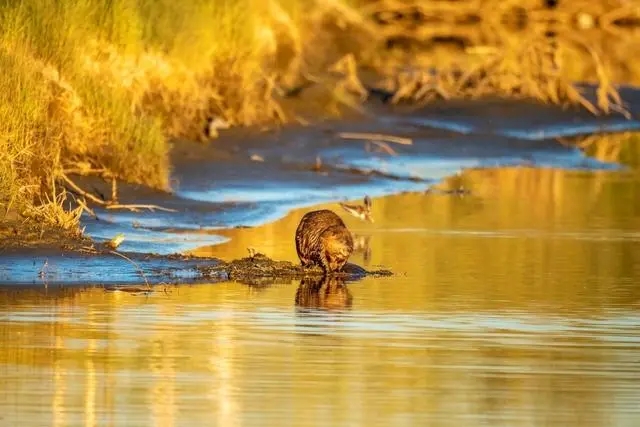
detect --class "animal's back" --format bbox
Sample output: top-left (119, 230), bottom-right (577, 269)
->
top-left (295, 210), bottom-right (352, 272)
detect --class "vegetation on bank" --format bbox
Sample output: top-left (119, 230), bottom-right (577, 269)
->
top-left (0, 0), bottom-right (376, 229)
top-left (0, 0), bottom-right (637, 234)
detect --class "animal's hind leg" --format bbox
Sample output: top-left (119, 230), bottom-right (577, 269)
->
top-left (299, 257), bottom-right (313, 269)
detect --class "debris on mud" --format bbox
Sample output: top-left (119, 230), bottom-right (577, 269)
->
top-left (0, 246), bottom-right (392, 288)
top-left (198, 252), bottom-right (392, 286)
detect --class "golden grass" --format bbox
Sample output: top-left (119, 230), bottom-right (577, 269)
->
top-left (359, 0), bottom-right (639, 115)
top-left (20, 176), bottom-right (85, 233)
top-left (375, 35), bottom-right (629, 117)
top-left (1, 0), bottom-right (639, 235)
top-left (0, 0), bottom-right (292, 230)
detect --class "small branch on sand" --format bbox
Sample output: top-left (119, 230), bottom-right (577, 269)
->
top-left (61, 172), bottom-right (177, 213)
top-left (338, 132), bottom-right (413, 145)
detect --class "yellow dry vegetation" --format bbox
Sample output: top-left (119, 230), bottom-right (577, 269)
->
top-left (0, 0), bottom-right (637, 233)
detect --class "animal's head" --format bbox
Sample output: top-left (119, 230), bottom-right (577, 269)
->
top-left (340, 195), bottom-right (374, 223)
top-left (321, 228), bottom-right (353, 273)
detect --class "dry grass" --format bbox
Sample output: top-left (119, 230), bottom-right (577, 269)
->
top-left (1, 0), bottom-right (639, 235)
top-left (0, 0), bottom-right (365, 232)
top-left (357, 0), bottom-right (639, 115)
top-left (20, 176), bottom-right (84, 233)
top-left (375, 35), bottom-right (629, 117)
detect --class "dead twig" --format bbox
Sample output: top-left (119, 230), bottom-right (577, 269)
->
top-left (38, 258), bottom-right (48, 285)
top-left (111, 177), bottom-right (118, 203)
top-left (61, 172), bottom-right (177, 213)
top-left (62, 167), bottom-right (108, 176)
top-left (79, 245), bottom-right (99, 254)
top-left (75, 197), bottom-right (96, 218)
top-left (104, 285), bottom-right (154, 295)
top-left (61, 172), bottom-right (104, 205)
top-left (338, 132), bottom-right (413, 145)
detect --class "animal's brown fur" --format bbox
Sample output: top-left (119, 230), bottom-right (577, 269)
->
top-left (295, 209), bottom-right (354, 273)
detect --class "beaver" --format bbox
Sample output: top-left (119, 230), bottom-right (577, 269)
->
top-left (295, 209), bottom-right (354, 273)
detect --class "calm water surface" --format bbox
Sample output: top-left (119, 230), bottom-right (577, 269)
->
top-left (1, 168), bottom-right (640, 427)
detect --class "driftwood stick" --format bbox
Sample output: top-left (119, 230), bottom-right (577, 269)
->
top-left (75, 197), bottom-right (97, 218)
top-left (61, 172), bottom-right (105, 204)
top-left (338, 132), bottom-right (413, 145)
top-left (61, 173), bottom-right (177, 213)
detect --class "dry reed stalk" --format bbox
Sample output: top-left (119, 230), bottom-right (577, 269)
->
top-left (21, 176), bottom-right (84, 232)
top-left (329, 54), bottom-right (370, 102)
top-left (377, 31), bottom-right (628, 117)
top-left (560, 33), bottom-right (630, 118)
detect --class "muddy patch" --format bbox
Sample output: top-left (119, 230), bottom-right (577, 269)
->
top-left (199, 252), bottom-right (392, 287)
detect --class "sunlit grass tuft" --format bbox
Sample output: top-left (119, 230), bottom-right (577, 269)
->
top-left (21, 179), bottom-right (85, 233)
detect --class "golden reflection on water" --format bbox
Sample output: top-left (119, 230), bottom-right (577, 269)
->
top-left (1, 167), bottom-right (640, 426)
top-left (195, 167), bottom-right (640, 311)
top-left (295, 276), bottom-right (353, 311)
top-left (53, 335), bottom-right (66, 427)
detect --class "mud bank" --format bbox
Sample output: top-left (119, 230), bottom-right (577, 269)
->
top-left (0, 247), bottom-right (389, 289)
top-left (81, 93), bottom-right (640, 254)
top-left (198, 253), bottom-right (392, 286)
top-left (2, 91), bottom-right (640, 286)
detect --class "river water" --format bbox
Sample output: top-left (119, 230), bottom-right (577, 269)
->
top-left (1, 165), bottom-right (639, 426)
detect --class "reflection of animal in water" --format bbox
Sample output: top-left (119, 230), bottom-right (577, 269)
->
top-left (351, 234), bottom-right (372, 264)
top-left (295, 196), bottom-right (373, 273)
top-left (295, 276), bottom-right (352, 310)
top-left (295, 210), bottom-right (353, 273)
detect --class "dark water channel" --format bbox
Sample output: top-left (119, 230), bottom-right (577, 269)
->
top-left (2, 97), bottom-right (640, 426)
